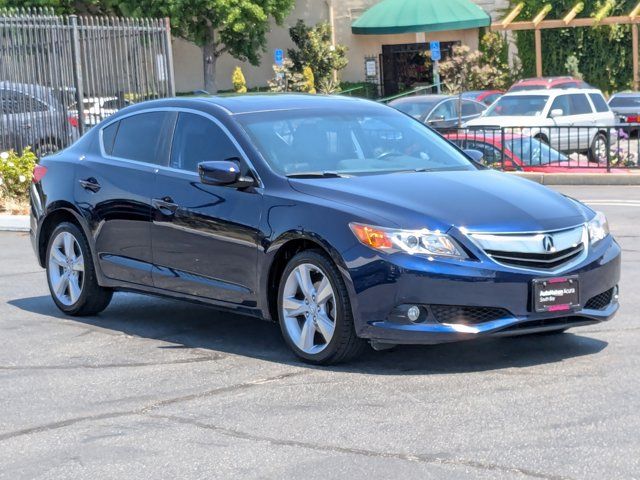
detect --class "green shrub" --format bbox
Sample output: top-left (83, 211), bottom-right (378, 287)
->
top-left (0, 148), bottom-right (37, 201)
top-left (301, 66), bottom-right (316, 94)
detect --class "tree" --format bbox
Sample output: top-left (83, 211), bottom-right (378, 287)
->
top-left (1, 0), bottom-right (296, 93)
top-left (232, 67), bottom-right (247, 93)
top-left (287, 20), bottom-right (347, 89)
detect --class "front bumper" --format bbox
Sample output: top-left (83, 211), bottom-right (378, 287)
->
top-left (345, 236), bottom-right (621, 345)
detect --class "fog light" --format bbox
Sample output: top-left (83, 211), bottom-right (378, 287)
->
top-left (614, 285), bottom-right (619, 300)
top-left (407, 305), bottom-right (421, 322)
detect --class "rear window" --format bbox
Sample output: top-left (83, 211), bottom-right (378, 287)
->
top-left (609, 96), bottom-right (640, 108)
top-left (589, 93), bottom-right (610, 113)
top-left (110, 111), bottom-right (175, 165)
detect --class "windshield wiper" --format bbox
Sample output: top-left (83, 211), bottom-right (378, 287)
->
top-left (286, 171), bottom-right (347, 179)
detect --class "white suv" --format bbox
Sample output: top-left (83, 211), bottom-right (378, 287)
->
top-left (464, 88), bottom-right (615, 161)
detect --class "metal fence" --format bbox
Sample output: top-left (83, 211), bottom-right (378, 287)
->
top-left (0, 8), bottom-right (175, 157)
top-left (437, 124), bottom-right (640, 171)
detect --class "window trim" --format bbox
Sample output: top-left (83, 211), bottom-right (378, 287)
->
top-left (99, 107), bottom-right (262, 187)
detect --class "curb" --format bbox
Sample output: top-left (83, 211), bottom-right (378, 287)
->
top-left (0, 215), bottom-right (29, 232)
top-left (509, 172), bottom-right (640, 185)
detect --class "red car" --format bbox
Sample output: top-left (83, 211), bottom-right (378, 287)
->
top-left (461, 90), bottom-right (504, 106)
top-left (445, 132), bottom-right (632, 173)
top-left (509, 76), bottom-right (591, 92)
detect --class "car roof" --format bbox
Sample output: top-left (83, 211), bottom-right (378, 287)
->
top-left (500, 88), bottom-right (603, 97)
top-left (514, 76), bottom-right (579, 84)
top-left (388, 94), bottom-right (453, 105)
top-left (194, 93), bottom-right (378, 114)
top-left (610, 92), bottom-right (640, 97)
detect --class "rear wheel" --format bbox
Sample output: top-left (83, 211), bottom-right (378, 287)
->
top-left (588, 132), bottom-right (608, 163)
top-left (46, 222), bottom-right (112, 316)
top-left (277, 250), bottom-right (365, 365)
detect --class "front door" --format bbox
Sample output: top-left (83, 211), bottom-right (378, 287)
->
top-left (151, 111), bottom-right (262, 307)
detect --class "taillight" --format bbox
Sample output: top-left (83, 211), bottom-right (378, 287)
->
top-left (626, 115), bottom-right (640, 123)
top-left (68, 115), bottom-right (79, 128)
top-left (33, 164), bottom-right (47, 183)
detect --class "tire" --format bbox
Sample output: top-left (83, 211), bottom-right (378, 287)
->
top-left (588, 132), bottom-right (608, 163)
top-left (45, 222), bottom-right (113, 316)
top-left (277, 250), bottom-right (366, 365)
top-left (35, 139), bottom-right (60, 158)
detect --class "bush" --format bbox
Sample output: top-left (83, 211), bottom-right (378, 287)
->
top-left (232, 66), bottom-right (247, 93)
top-left (0, 148), bottom-right (37, 202)
top-left (301, 66), bottom-right (316, 94)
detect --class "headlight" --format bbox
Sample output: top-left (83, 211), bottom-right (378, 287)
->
top-left (587, 211), bottom-right (609, 244)
top-left (349, 223), bottom-right (467, 258)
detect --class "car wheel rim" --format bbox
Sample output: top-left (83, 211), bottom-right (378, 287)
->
top-left (48, 231), bottom-right (84, 306)
top-left (596, 137), bottom-right (607, 161)
top-left (281, 263), bottom-right (337, 355)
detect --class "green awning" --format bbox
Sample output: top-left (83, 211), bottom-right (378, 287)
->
top-left (352, 0), bottom-right (491, 35)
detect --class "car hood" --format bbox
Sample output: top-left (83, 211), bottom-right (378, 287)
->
top-left (289, 169), bottom-right (589, 233)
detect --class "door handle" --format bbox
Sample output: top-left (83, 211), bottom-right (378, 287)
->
top-left (21, 123), bottom-right (32, 129)
top-left (79, 177), bottom-right (101, 192)
top-left (152, 196), bottom-right (179, 215)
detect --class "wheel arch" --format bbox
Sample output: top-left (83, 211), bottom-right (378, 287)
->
top-left (263, 232), bottom-right (354, 323)
top-left (37, 203), bottom-right (92, 268)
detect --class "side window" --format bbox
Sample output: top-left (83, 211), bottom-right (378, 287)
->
top-left (111, 111), bottom-right (175, 165)
top-left (589, 93), bottom-right (610, 113)
top-left (568, 94), bottom-right (592, 115)
top-left (461, 100), bottom-right (483, 117)
top-left (430, 100), bottom-right (456, 121)
top-left (550, 95), bottom-right (571, 116)
top-left (467, 140), bottom-right (500, 166)
top-left (101, 121), bottom-right (119, 155)
top-left (170, 113), bottom-right (240, 172)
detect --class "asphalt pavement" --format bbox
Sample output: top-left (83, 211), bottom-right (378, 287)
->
top-left (1, 185), bottom-right (639, 480)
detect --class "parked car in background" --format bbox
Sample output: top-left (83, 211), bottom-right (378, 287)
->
top-left (461, 90), bottom-right (504, 106)
top-left (388, 94), bottom-right (486, 131)
top-left (30, 95), bottom-right (620, 364)
top-left (446, 132), bottom-right (631, 173)
top-left (0, 82), bottom-right (78, 157)
top-left (69, 96), bottom-right (131, 128)
top-left (509, 77), bottom-right (591, 92)
top-left (464, 88), bottom-right (615, 161)
top-left (608, 92), bottom-right (640, 135)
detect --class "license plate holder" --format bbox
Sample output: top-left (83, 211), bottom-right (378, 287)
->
top-left (533, 276), bottom-right (580, 313)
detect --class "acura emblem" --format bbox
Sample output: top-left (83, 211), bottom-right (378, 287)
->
top-left (542, 235), bottom-right (555, 252)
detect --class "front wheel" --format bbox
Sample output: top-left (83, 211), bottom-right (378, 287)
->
top-left (277, 250), bottom-right (365, 365)
top-left (46, 222), bottom-right (113, 316)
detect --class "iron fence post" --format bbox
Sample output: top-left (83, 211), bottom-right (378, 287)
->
top-left (69, 15), bottom-right (85, 136)
top-left (163, 17), bottom-right (175, 96)
top-left (606, 129), bottom-right (611, 173)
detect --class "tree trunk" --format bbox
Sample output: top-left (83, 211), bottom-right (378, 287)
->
top-left (203, 26), bottom-right (218, 93)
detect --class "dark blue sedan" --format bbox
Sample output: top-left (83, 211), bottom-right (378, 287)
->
top-left (30, 95), bottom-right (621, 364)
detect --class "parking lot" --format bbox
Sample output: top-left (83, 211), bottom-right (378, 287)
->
top-left (0, 185), bottom-right (638, 480)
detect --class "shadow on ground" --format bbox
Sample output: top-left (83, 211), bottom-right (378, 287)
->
top-left (10, 292), bottom-right (608, 375)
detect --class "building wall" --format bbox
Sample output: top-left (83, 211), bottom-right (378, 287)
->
top-left (172, 0), bottom-right (506, 93)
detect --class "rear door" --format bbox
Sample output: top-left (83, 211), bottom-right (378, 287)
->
top-left (75, 110), bottom-right (176, 286)
top-left (567, 93), bottom-right (596, 151)
top-left (150, 111), bottom-right (261, 305)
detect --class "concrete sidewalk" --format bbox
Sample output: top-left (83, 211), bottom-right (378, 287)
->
top-left (0, 215), bottom-right (29, 232)
top-left (511, 172), bottom-right (640, 185)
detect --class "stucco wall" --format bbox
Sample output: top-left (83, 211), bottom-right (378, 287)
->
top-left (172, 0), bottom-right (504, 93)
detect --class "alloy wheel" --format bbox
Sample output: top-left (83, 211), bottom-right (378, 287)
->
top-left (281, 263), bottom-right (337, 355)
top-left (48, 231), bottom-right (85, 306)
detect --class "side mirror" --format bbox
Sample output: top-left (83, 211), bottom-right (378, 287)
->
top-left (198, 159), bottom-right (254, 188)
top-left (464, 149), bottom-right (484, 163)
top-left (549, 108), bottom-right (564, 118)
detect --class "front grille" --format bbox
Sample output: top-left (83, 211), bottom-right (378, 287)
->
top-left (430, 305), bottom-right (512, 325)
top-left (486, 243), bottom-right (585, 270)
top-left (585, 288), bottom-right (615, 310)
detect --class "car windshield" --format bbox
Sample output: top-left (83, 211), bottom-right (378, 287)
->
top-left (609, 96), bottom-right (640, 108)
top-left (505, 137), bottom-right (568, 166)
top-left (484, 95), bottom-right (548, 117)
top-left (238, 108), bottom-right (477, 176)
top-left (389, 99), bottom-right (440, 119)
